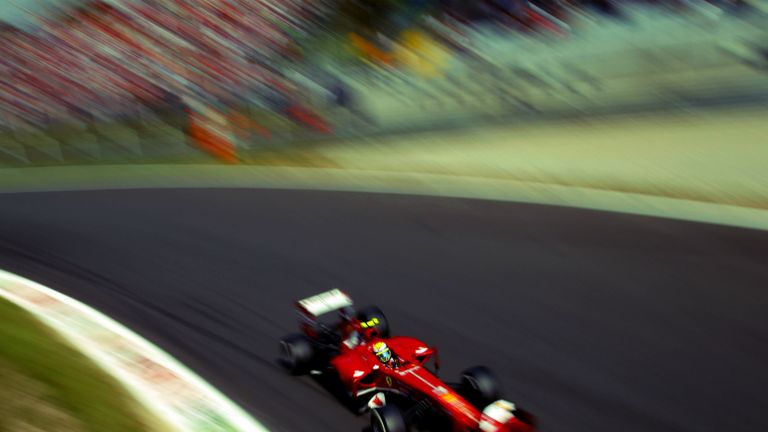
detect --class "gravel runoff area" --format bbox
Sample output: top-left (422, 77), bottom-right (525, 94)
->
top-left (2, 108), bottom-right (767, 231)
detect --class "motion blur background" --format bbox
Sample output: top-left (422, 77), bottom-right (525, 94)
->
top-left (2, 2), bottom-right (768, 432)
top-left (1, 0), bottom-right (766, 164)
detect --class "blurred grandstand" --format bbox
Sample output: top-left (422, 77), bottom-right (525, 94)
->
top-left (1, 1), bottom-right (320, 124)
top-left (0, 0), bottom-right (766, 163)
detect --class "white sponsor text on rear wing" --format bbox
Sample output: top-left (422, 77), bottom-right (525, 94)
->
top-left (296, 288), bottom-right (353, 317)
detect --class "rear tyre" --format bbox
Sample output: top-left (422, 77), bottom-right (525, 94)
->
top-left (357, 305), bottom-right (390, 338)
top-left (371, 404), bottom-right (406, 432)
top-left (279, 334), bottom-right (314, 375)
top-left (460, 366), bottom-right (502, 409)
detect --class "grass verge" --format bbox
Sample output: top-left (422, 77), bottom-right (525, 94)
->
top-left (0, 297), bottom-right (161, 432)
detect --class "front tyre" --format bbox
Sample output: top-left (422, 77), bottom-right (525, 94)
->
top-left (512, 406), bottom-right (538, 428)
top-left (460, 365), bottom-right (502, 409)
top-left (371, 404), bottom-right (407, 432)
top-left (279, 334), bottom-right (314, 375)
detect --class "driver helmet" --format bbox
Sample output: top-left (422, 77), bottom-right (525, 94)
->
top-left (373, 341), bottom-right (392, 363)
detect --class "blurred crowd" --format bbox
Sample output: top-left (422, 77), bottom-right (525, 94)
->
top-left (0, 0), bottom-right (760, 134)
top-left (0, 0), bottom-right (331, 132)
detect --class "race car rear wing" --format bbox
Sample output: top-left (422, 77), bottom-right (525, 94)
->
top-left (296, 288), bottom-right (353, 317)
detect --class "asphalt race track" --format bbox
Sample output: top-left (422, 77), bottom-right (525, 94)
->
top-left (1, 189), bottom-right (767, 432)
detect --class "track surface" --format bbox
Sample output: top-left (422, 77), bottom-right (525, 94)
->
top-left (0, 189), bottom-right (767, 432)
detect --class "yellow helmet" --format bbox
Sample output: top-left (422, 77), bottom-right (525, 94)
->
top-left (372, 341), bottom-right (392, 363)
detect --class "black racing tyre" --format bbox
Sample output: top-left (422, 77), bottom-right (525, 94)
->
top-left (357, 305), bottom-right (390, 338)
top-left (460, 365), bottom-right (502, 409)
top-left (279, 333), bottom-right (314, 375)
top-left (371, 404), bottom-right (407, 432)
top-left (512, 406), bottom-right (538, 427)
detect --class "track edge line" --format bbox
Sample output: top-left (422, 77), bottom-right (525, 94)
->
top-left (0, 268), bottom-right (270, 432)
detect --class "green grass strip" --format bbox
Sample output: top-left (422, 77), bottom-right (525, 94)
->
top-left (0, 297), bottom-right (155, 432)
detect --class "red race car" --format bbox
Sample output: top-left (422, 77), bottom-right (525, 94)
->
top-left (279, 289), bottom-right (537, 432)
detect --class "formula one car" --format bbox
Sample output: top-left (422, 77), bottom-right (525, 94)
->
top-left (279, 289), bottom-right (537, 432)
